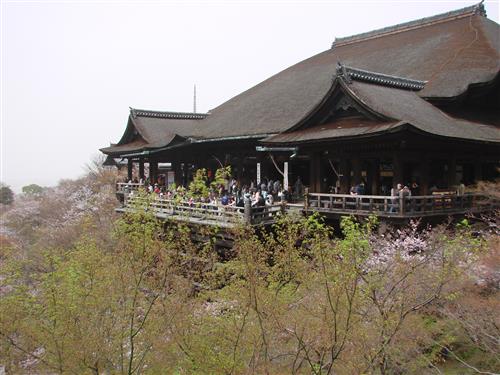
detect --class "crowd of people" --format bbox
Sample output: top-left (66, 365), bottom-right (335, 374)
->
top-left (122, 175), bottom-right (307, 208)
top-left (123, 172), bottom-right (467, 212)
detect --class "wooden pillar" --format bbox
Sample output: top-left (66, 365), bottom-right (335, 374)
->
top-left (261, 155), bottom-right (270, 184)
top-left (447, 157), bottom-right (456, 189)
top-left (139, 157), bottom-right (145, 180)
top-left (419, 159), bottom-right (430, 195)
top-left (352, 158), bottom-right (362, 186)
top-left (244, 195), bottom-right (252, 224)
top-left (339, 158), bottom-right (350, 194)
top-left (183, 163), bottom-right (189, 186)
top-left (309, 152), bottom-right (322, 193)
top-left (473, 161), bottom-right (483, 183)
top-left (173, 162), bottom-right (182, 186)
top-left (370, 160), bottom-right (380, 195)
top-left (237, 155), bottom-right (244, 182)
top-left (127, 158), bottom-right (133, 181)
top-left (392, 153), bottom-right (403, 186)
top-left (150, 160), bottom-right (158, 184)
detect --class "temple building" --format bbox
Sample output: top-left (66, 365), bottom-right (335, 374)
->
top-left (102, 3), bottom-right (499, 201)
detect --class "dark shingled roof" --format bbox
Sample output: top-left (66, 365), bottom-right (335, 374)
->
top-left (102, 4), bottom-right (500, 156)
top-left (100, 138), bottom-right (149, 155)
top-left (263, 77), bottom-right (500, 144)
top-left (130, 108), bottom-right (208, 120)
top-left (100, 110), bottom-right (200, 155)
top-left (332, 3), bottom-right (487, 48)
top-left (260, 118), bottom-right (403, 144)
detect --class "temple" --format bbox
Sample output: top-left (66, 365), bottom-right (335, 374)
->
top-left (101, 3), bottom-right (500, 224)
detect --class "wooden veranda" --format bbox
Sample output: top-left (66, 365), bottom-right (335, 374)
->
top-left (116, 183), bottom-right (498, 228)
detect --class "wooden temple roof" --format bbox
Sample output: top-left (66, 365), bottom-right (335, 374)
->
top-left (101, 3), bottom-right (500, 157)
top-left (263, 73), bottom-right (500, 144)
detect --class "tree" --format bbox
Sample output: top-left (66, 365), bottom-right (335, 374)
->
top-left (0, 184), bottom-right (14, 205)
top-left (0, 193), bottom-right (190, 374)
top-left (22, 184), bottom-right (45, 196)
top-left (210, 166), bottom-right (232, 191)
top-left (188, 168), bottom-right (210, 199)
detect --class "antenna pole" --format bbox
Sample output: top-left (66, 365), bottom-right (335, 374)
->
top-left (193, 84), bottom-right (197, 114)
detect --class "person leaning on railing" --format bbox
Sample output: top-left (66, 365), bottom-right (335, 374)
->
top-left (389, 184), bottom-right (402, 213)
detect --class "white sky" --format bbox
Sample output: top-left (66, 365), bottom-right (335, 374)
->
top-left (1, 0), bottom-right (499, 192)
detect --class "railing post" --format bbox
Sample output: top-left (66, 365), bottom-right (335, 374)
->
top-left (244, 194), bottom-right (252, 225)
top-left (304, 187), bottom-right (309, 211)
top-left (399, 195), bottom-right (404, 215)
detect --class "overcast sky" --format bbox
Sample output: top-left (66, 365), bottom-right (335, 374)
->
top-left (1, 0), bottom-right (499, 192)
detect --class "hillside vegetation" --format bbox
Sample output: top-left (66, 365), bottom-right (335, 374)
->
top-left (0, 166), bottom-right (498, 374)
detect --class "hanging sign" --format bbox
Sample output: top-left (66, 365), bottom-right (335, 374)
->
top-left (283, 162), bottom-right (289, 191)
top-left (257, 162), bottom-right (261, 185)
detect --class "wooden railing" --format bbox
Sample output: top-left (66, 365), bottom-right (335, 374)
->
top-left (122, 194), bottom-right (288, 227)
top-left (116, 185), bottom-right (497, 226)
top-left (305, 192), bottom-right (496, 217)
top-left (116, 182), bottom-right (145, 195)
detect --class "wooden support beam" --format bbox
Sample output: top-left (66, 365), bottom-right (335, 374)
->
top-left (370, 160), bottom-right (380, 195)
top-left (339, 158), bottom-right (350, 194)
top-left (173, 162), bottom-right (182, 186)
top-left (392, 153), bottom-right (403, 186)
top-left (473, 161), bottom-right (483, 183)
top-left (139, 157), bottom-right (145, 180)
top-left (352, 158), bottom-right (362, 186)
top-left (127, 158), bottom-right (133, 181)
top-left (419, 159), bottom-right (430, 195)
top-left (447, 157), bottom-right (457, 188)
top-left (183, 163), bottom-right (189, 186)
top-left (309, 152), bottom-right (322, 193)
top-left (150, 160), bottom-right (158, 184)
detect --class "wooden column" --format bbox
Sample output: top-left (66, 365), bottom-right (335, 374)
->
top-left (473, 161), bottom-right (483, 183)
top-left (127, 158), bottom-right (133, 181)
top-left (339, 158), bottom-right (350, 194)
top-left (352, 158), bottom-right (362, 186)
top-left (309, 152), bottom-right (322, 193)
top-left (447, 157), bottom-right (457, 189)
top-left (392, 153), bottom-right (403, 186)
top-left (370, 160), bottom-right (380, 195)
top-left (139, 157), bottom-right (145, 180)
top-left (183, 163), bottom-right (189, 186)
top-left (150, 160), bottom-right (158, 184)
top-left (262, 155), bottom-right (270, 183)
top-left (173, 162), bottom-right (182, 186)
top-left (419, 159), bottom-right (430, 195)
top-left (237, 155), bottom-right (244, 182)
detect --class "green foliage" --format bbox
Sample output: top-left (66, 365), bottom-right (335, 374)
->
top-left (210, 165), bottom-right (232, 191)
top-left (22, 183), bottom-right (45, 196)
top-left (0, 182), bottom-right (497, 375)
top-left (188, 168), bottom-right (209, 198)
top-left (0, 184), bottom-right (14, 205)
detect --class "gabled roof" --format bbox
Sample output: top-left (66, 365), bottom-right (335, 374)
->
top-left (193, 3), bottom-right (498, 139)
top-left (263, 69), bottom-right (500, 144)
top-left (100, 109), bottom-right (202, 155)
top-left (130, 108), bottom-right (208, 120)
top-left (332, 3), bottom-right (487, 48)
top-left (102, 4), bottom-right (500, 156)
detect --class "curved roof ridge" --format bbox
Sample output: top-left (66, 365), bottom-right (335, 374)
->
top-left (332, 2), bottom-right (486, 49)
top-left (130, 107), bottom-right (208, 120)
top-left (337, 63), bottom-right (427, 90)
